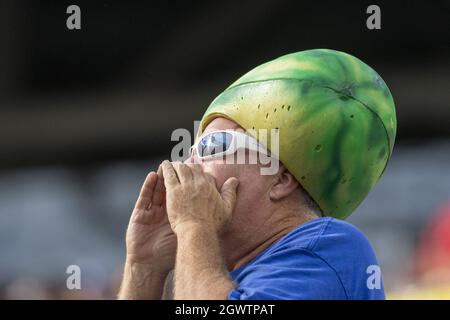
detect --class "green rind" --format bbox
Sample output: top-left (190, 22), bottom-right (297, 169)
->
top-left (198, 49), bottom-right (397, 219)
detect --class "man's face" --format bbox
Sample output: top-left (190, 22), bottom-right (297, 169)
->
top-left (184, 117), bottom-right (275, 237)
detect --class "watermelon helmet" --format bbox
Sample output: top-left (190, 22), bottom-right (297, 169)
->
top-left (197, 49), bottom-right (397, 219)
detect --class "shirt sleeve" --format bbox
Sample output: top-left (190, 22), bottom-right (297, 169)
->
top-left (228, 246), bottom-right (347, 300)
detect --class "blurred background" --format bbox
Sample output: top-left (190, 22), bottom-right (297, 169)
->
top-left (0, 0), bottom-right (449, 299)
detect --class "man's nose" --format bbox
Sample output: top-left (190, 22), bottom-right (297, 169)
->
top-left (183, 152), bottom-right (202, 165)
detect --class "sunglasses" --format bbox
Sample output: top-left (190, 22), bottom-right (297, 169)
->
top-left (190, 130), bottom-right (271, 160)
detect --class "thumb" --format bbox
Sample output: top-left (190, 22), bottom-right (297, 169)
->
top-left (220, 177), bottom-right (240, 212)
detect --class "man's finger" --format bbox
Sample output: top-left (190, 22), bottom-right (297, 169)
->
top-left (161, 160), bottom-right (180, 187)
top-left (173, 162), bottom-right (193, 184)
top-left (220, 177), bottom-right (240, 214)
top-left (135, 171), bottom-right (158, 210)
top-left (186, 163), bottom-right (203, 175)
top-left (202, 171), bottom-right (218, 189)
top-left (185, 163), bottom-right (203, 181)
top-left (152, 165), bottom-right (166, 206)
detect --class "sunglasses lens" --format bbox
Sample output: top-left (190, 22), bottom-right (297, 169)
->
top-left (199, 132), bottom-right (232, 157)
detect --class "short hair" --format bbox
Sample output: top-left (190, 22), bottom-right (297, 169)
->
top-left (298, 184), bottom-right (325, 217)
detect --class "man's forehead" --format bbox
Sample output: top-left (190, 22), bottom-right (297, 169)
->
top-left (202, 117), bottom-right (244, 134)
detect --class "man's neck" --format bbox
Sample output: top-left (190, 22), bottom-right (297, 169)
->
top-left (226, 208), bottom-right (318, 272)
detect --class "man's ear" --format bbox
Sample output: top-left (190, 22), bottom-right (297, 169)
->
top-left (269, 165), bottom-right (299, 201)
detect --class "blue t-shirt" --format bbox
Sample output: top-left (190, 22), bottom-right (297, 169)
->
top-left (228, 217), bottom-right (385, 300)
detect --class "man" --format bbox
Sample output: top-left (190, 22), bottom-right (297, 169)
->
top-left (118, 49), bottom-right (397, 300)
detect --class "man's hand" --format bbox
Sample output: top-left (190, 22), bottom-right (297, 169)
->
top-left (161, 160), bottom-right (239, 235)
top-left (125, 168), bottom-right (176, 271)
top-left (160, 160), bottom-right (239, 299)
top-left (118, 168), bottom-right (177, 299)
